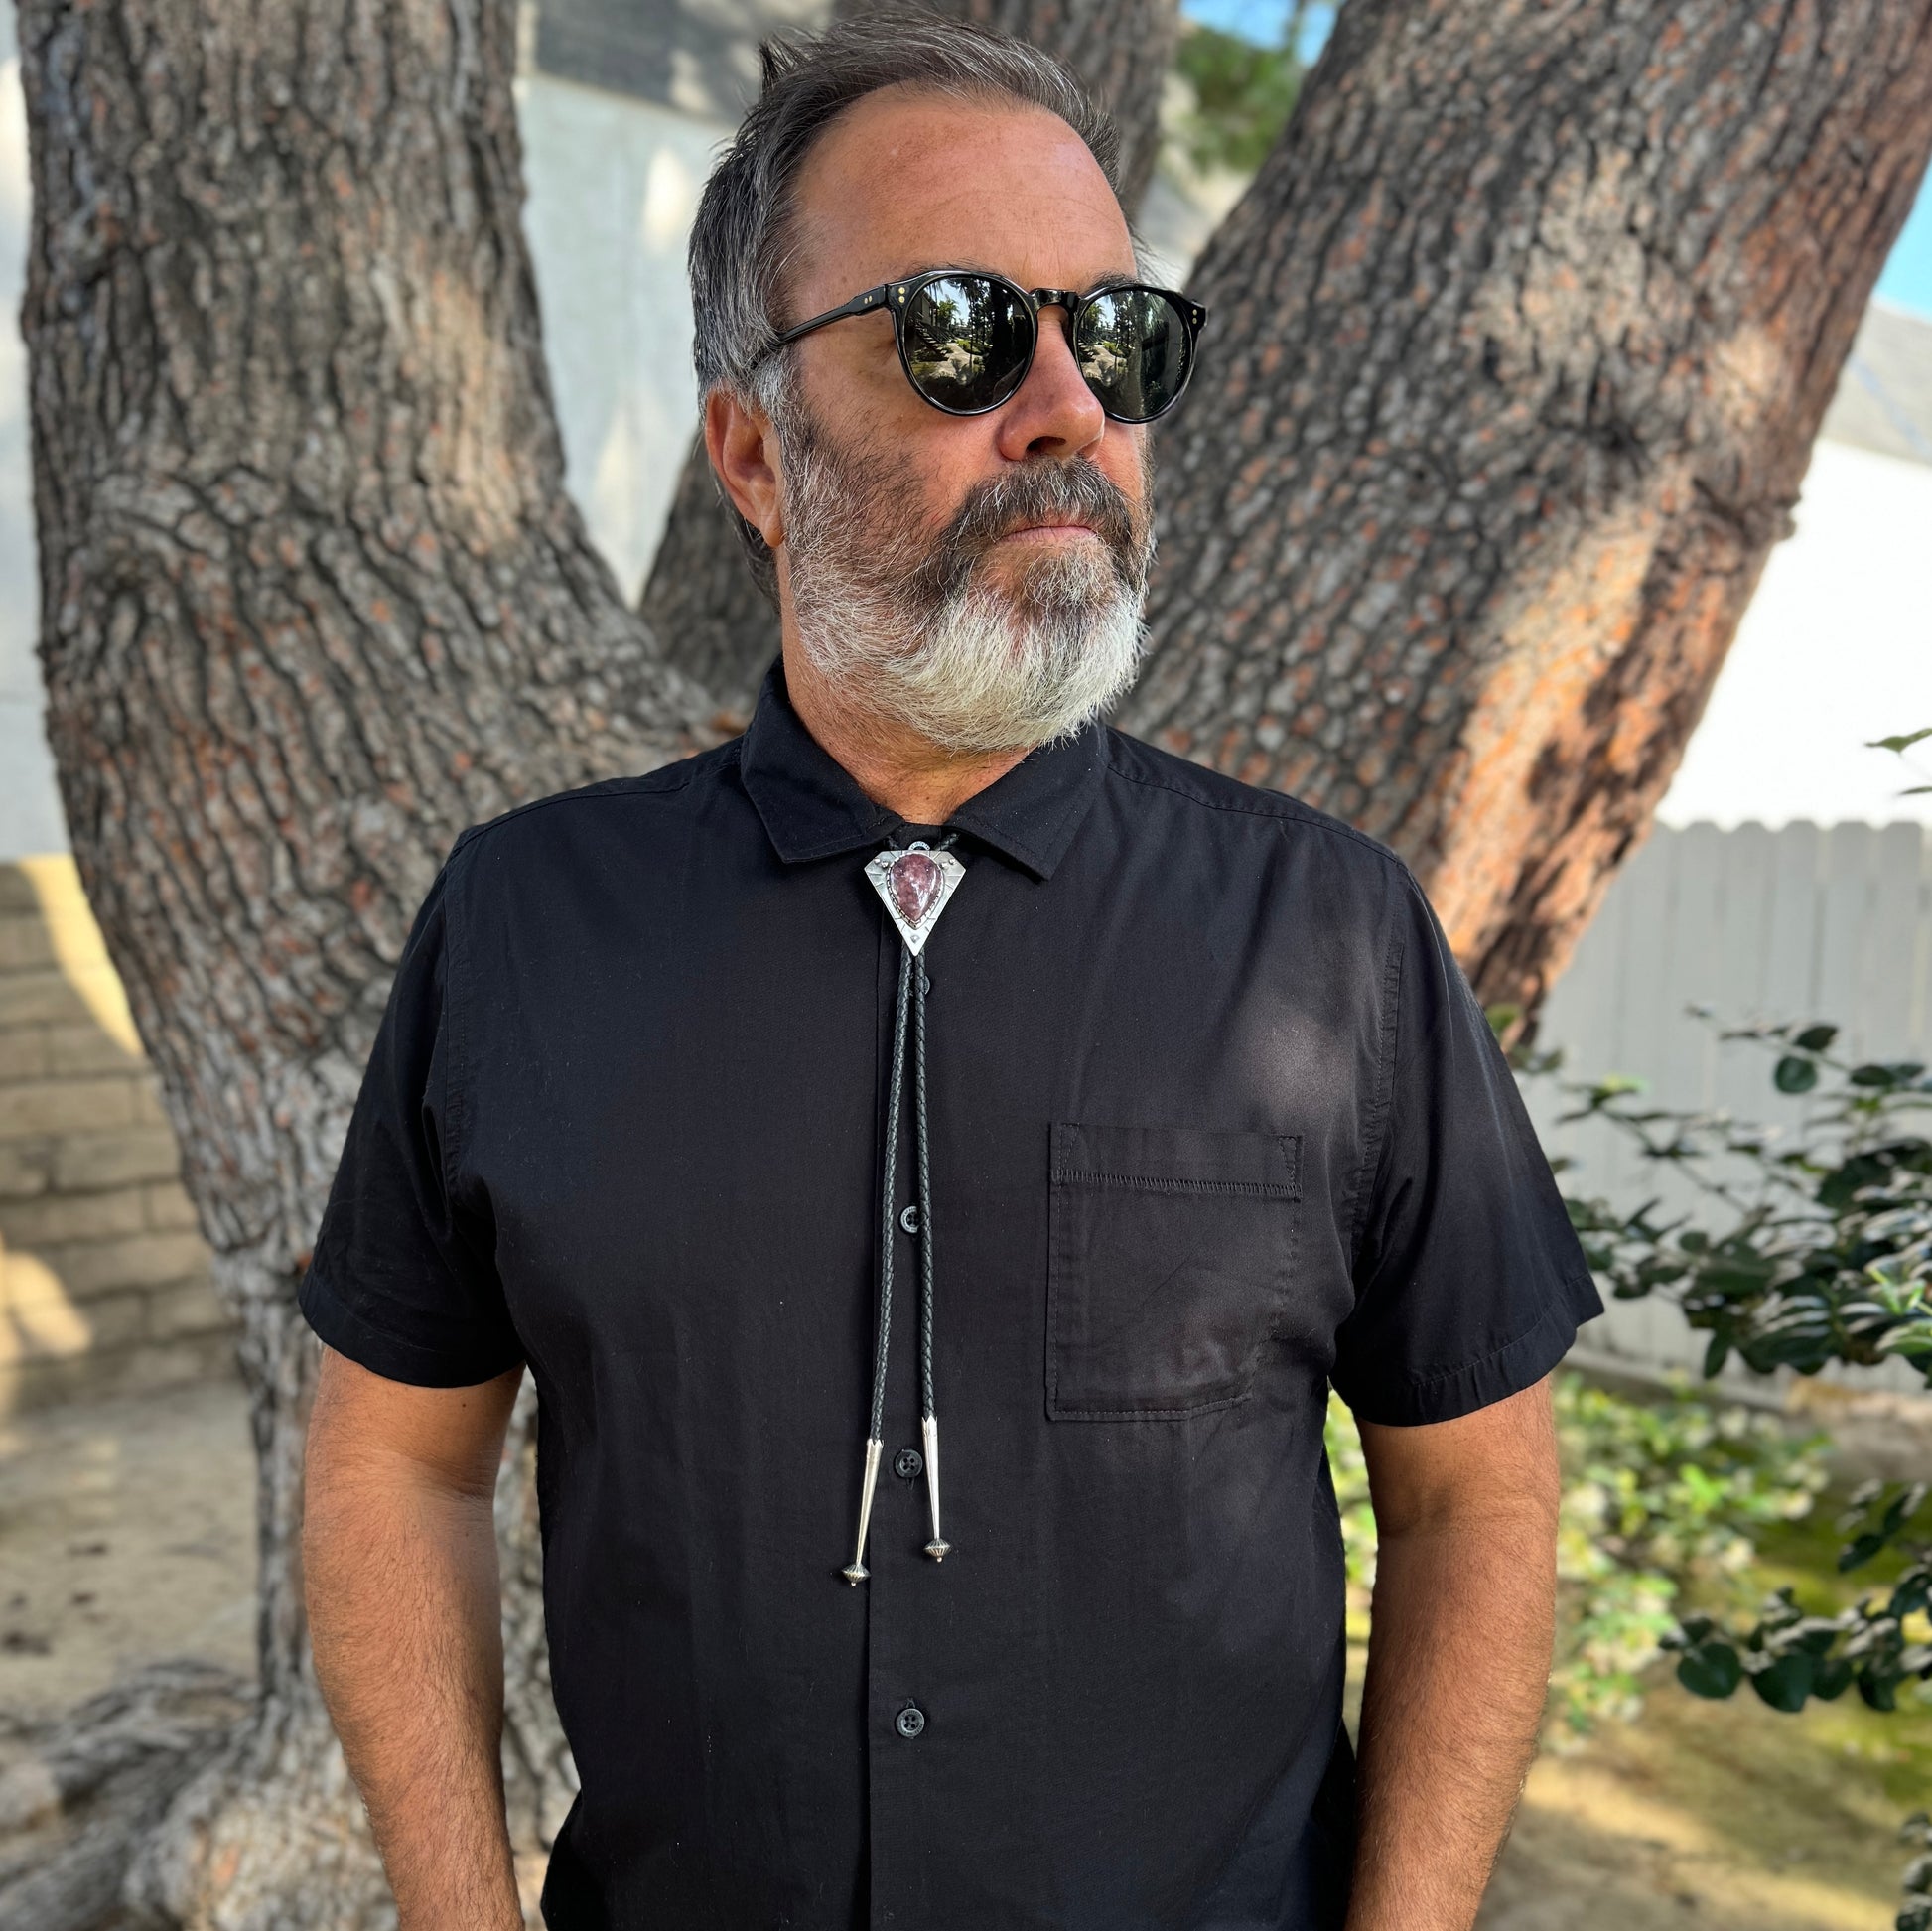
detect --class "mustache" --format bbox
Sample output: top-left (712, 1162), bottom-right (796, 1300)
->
top-left (912, 458), bottom-right (1151, 603)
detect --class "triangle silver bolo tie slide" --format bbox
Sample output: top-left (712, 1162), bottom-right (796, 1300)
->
top-left (864, 843), bottom-right (966, 954)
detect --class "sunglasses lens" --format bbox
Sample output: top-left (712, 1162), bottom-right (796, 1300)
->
top-left (902, 275), bottom-right (1033, 412)
top-left (1076, 288), bottom-right (1193, 422)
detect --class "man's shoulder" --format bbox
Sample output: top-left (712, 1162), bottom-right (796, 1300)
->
top-left (1100, 729), bottom-right (1412, 883)
top-left (445, 738), bottom-right (742, 872)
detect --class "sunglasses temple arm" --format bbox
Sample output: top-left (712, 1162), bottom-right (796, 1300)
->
top-left (774, 283), bottom-right (894, 347)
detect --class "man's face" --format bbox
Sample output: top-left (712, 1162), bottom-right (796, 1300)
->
top-left (765, 87), bottom-right (1157, 754)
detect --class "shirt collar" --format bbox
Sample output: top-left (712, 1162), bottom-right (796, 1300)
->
top-left (738, 659), bottom-right (1106, 881)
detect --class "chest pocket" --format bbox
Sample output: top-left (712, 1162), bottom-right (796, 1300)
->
top-left (1046, 1123), bottom-right (1301, 1420)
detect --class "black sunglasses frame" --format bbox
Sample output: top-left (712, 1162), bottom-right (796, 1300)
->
top-left (770, 268), bottom-right (1208, 423)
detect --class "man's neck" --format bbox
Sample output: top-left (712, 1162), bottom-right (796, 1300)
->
top-left (779, 636), bottom-right (1031, 825)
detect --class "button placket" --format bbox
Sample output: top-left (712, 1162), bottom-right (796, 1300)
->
top-left (866, 913), bottom-right (935, 1928)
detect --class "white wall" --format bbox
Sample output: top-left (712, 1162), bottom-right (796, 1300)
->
top-left (515, 73), bottom-right (727, 604)
top-left (1657, 439), bottom-right (1932, 831)
top-left (0, 6), bottom-right (63, 863)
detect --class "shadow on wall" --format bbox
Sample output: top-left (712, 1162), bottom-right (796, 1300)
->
top-left (0, 859), bottom-right (229, 1417)
top-left (1527, 817), bottom-right (1932, 1402)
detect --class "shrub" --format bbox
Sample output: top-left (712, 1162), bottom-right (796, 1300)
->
top-left (1325, 1371), bottom-right (1829, 1738)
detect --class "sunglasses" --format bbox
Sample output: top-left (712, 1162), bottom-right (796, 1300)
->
top-left (770, 268), bottom-right (1208, 423)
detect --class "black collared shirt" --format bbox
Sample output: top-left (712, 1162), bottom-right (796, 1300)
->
top-left (302, 664), bottom-right (1600, 1930)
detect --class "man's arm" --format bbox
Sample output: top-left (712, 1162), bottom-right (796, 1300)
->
top-left (1346, 1374), bottom-right (1561, 1931)
top-left (304, 1344), bottom-right (526, 1930)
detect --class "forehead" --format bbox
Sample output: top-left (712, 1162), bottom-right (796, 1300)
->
top-left (785, 85), bottom-right (1136, 306)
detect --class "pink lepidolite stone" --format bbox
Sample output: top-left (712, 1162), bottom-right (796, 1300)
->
top-left (889, 851), bottom-right (942, 927)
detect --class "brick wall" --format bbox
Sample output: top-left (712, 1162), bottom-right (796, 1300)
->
top-left (0, 858), bottom-right (231, 1412)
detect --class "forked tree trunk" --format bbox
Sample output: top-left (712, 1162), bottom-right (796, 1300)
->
top-left (1122, 0), bottom-right (1932, 1018)
top-left (13, 0), bottom-right (1932, 1924)
top-left (865, 0), bottom-right (1181, 212)
top-left (14, 0), bottom-right (708, 1922)
top-left (639, 0), bottom-right (1182, 721)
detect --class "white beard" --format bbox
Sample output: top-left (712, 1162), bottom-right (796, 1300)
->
top-left (792, 545), bottom-right (1148, 755)
top-left (778, 409), bottom-right (1154, 755)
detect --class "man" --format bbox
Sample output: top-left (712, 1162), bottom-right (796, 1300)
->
top-left (300, 15), bottom-right (1602, 1930)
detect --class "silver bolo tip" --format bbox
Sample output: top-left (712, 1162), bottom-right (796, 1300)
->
top-left (843, 1437), bottom-right (884, 1586)
top-left (921, 1413), bottom-right (950, 1562)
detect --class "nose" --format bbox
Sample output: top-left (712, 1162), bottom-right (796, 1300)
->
top-left (995, 300), bottom-right (1107, 462)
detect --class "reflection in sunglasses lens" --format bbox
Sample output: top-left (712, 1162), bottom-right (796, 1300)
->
top-left (1077, 289), bottom-right (1191, 423)
top-left (903, 276), bottom-right (1032, 412)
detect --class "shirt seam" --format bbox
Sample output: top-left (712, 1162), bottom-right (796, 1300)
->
top-left (1047, 1387), bottom-right (1258, 1422)
top-left (1345, 890), bottom-right (1407, 1275)
top-left (449, 760), bottom-right (706, 862)
top-left (301, 1256), bottom-right (524, 1382)
top-left (1394, 1268), bottom-right (1598, 1391)
top-left (1049, 1170), bottom-right (1297, 1199)
top-left (1100, 744), bottom-right (1409, 870)
top-left (441, 846), bottom-right (474, 1215)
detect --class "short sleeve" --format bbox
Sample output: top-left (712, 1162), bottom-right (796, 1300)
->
top-left (299, 849), bottom-right (524, 1387)
top-left (1331, 872), bottom-right (1601, 1426)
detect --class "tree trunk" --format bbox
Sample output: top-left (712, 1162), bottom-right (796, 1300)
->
top-left (638, 0), bottom-right (1182, 720)
top-left (16, 0), bottom-right (1932, 1922)
top-left (16, 0), bottom-right (708, 1921)
top-left (886, 0), bottom-right (1180, 212)
top-left (1122, 0), bottom-right (1932, 1019)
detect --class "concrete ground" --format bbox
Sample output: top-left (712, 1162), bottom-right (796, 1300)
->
top-left (0, 1376), bottom-right (1914, 1928)
top-left (0, 1379), bottom-right (256, 1723)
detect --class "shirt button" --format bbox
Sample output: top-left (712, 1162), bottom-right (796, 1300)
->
top-left (894, 1447), bottom-right (924, 1481)
top-left (895, 1704), bottom-right (926, 1740)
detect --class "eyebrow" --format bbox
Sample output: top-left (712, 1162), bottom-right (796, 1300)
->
top-left (892, 258), bottom-right (1145, 292)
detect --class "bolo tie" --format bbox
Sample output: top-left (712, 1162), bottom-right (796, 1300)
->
top-left (841, 834), bottom-right (967, 1585)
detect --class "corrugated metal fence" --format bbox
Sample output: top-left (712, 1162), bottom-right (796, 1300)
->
top-left (1527, 820), bottom-right (1932, 1395)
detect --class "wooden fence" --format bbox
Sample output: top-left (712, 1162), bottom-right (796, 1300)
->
top-left (1528, 820), bottom-right (1932, 1397)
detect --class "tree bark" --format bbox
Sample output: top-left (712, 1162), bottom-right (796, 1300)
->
top-left (638, 0), bottom-right (1182, 721)
top-left (17, 0), bottom-right (708, 1921)
top-left (17, 0), bottom-right (1932, 1923)
top-left (878, 0), bottom-right (1181, 212)
top-left (1122, 0), bottom-right (1932, 1019)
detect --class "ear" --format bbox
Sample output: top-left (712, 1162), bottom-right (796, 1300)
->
top-left (705, 388), bottom-right (786, 549)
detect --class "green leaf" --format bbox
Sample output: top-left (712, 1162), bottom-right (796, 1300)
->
top-left (1676, 1642), bottom-right (1742, 1699)
top-left (1893, 1572), bottom-right (1932, 1622)
top-left (1794, 1024), bottom-right (1839, 1052)
top-left (1859, 1669), bottom-right (1899, 1712)
top-left (1172, 24), bottom-right (1304, 175)
top-left (1812, 1654), bottom-right (1855, 1700)
top-left (1867, 728), bottom-right (1932, 754)
top-left (1843, 1532), bottom-right (1889, 1572)
top-left (1747, 1650), bottom-right (1818, 1712)
top-left (1774, 1055), bottom-right (1819, 1094)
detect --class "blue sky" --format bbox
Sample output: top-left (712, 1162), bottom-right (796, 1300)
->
top-left (1878, 185), bottom-right (1932, 319)
top-left (1178, 1), bottom-right (1932, 320)
top-left (1181, 0), bottom-right (1335, 60)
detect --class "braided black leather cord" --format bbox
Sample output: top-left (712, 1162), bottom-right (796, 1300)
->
top-left (915, 955), bottom-right (935, 1422)
top-left (871, 943), bottom-right (913, 1444)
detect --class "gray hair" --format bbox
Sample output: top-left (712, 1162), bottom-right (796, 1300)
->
top-left (687, 9), bottom-right (1126, 601)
